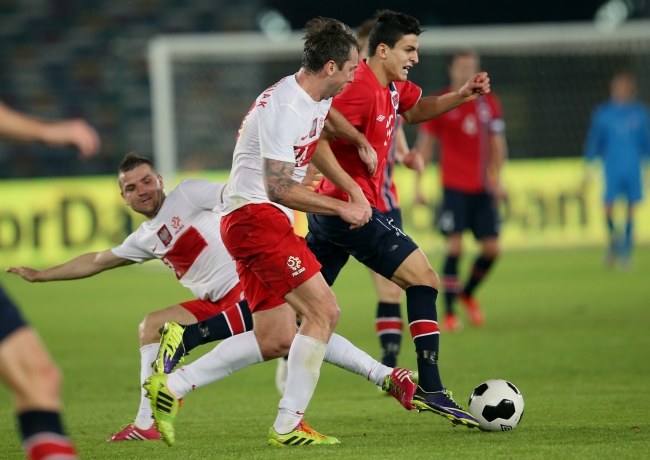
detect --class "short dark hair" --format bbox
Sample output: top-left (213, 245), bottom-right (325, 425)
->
top-left (118, 152), bottom-right (157, 175)
top-left (301, 17), bottom-right (359, 74)
top-left (368, 10), bottom-right (422, 57)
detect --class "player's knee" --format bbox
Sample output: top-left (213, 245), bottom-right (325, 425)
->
top-left (482, 240), bottom-right (501, 259)
top-left (384, 283), bottom-right (403, 303)
top-left (326, 304), bottom-right (340, 330)
top-left (258, 332), bottom-right (293, 360)
top-left (139, 314), bottom-right (162, 344)
top-left (309, 297), bottom-right (340, 331)
top-left (425, 269), bottom-right (440, 289)
top-left (30, 359), bottom-right (62, 402)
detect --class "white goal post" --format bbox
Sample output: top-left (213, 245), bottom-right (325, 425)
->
top-left (149, 20), bottom-right (650, 178)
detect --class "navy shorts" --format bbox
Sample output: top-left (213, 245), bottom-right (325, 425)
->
top-left (383, 207), bottom-right (403, 231)
top-left (437, 188), bottom-right (500, 239)
top-left (306, 207), bottom-right (418, 286)
top-left (0, 286), bottom-right (28, 342)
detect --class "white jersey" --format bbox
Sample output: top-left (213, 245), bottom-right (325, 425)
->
top-left (112, 179), bottom-right (238, 302)
top-left (221, 74), bottom-right (332, 222)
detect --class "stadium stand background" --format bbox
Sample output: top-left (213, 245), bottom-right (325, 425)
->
top-left (0, 0), bottom-right (648, 178)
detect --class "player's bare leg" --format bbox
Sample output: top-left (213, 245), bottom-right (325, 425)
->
top-left (109, 304), bottom-right (197, 442)
top-left (269, 273), bottom-right (340, 443)
top-left (0, 327), bottom-right (61, 413)
top-left (0, 325), bottom-right (78, 458)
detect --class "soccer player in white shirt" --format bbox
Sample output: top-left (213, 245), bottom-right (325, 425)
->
top-left (7, 153), bottom-right (253, 442)
top-left (143, 17), bottom-right (417, 447)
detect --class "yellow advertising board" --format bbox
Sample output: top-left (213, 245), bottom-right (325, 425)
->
top-left (394, 158), bottom-right (650, 253)
top-left (0, 159), bottom-right (647, 267)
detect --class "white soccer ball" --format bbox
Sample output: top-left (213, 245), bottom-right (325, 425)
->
top-left (468, 379), bottom-right (524, 431)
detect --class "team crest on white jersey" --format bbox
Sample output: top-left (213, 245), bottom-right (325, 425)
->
top-left (157, 225), bottom-right (173, 247)
top-left (287, 256), bottom-right (306, 277)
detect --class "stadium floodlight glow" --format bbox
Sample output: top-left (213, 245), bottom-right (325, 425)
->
top-left (257, 9), bottom-right (291, 42)
top-left (594, 0), bottom-right (631, 32)
top-left (148, 20), bottom-right (650, 179)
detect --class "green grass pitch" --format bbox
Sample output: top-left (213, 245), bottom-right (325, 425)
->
top-left (1, 246), bottom-right (649, 459)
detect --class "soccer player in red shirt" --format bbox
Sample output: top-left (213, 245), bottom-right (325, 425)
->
top-left (308, 10), bottom-right (489, 427)
top-left (356, 18), bottom-right (425, 373)
top-left (416, 50), bottom-right (507, 332)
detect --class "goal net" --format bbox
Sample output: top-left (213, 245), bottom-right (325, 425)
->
top-left (148, 20), bottom-right (650, 177)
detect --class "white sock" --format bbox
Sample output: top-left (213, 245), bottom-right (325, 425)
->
top-left (134, 343), bottom-right (159, 429)
top-left (166, 330), bottom-right (263, 398)
top-left (273, 334), bottom-right (327, 434)
top-left (324, 333), bottom-right (391, 387)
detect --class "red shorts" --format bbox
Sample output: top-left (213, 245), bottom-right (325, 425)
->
top-left (220, 203), bottom-right (321, 313)
top-left (180, 282), bottom-right (244, 321)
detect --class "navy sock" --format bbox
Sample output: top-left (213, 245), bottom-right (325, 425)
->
top-left (375, 302), bottom-right (402, 367)
top-left (442, 255), bottom-right (460, 316)
top-left (181, 300), bottom-right (253, 354)
top-left (18, 410), bottom-right (77, 460)
top-left (463, 256), bottom-right (496, 297)
top-left (406, 285), bottom-right (443, 391)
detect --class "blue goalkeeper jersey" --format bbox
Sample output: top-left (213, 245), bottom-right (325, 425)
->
top-left (584, 100), bottom-right (650, 178)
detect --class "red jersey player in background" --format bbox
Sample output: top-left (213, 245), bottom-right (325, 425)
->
top-left (307, 10), bottom-right (489, 427)
top-left (416, 50), bottom-right (508, 332)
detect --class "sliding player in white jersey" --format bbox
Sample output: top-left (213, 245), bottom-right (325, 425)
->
top-left (7, 153), bottom-right (253, 442)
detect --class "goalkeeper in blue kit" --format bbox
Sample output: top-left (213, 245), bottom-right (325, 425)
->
top-left (584, 72), bottom-right (650, 267)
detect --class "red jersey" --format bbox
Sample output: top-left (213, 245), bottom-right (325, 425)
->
top-left (316, 60), bottom-right (421, 206)
top-left (419, 88), bottom-right (504, 193)
top-left (376, 115), bottom-right (402, 213)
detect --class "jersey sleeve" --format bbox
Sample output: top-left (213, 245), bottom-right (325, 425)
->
top-left (332, 82), bottom-right (372, 128)
top-left (488, 94), bottom-right (506, 134)
top-left (259, 104), bottom-right (302, 162)
top-left (397, 81), bottom-right (422, 114)
top-left (111, 229), bottom-right (152, 263)
top-left (177, 179), bottom-right (226, 210)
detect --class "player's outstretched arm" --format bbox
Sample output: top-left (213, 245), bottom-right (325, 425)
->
top-left (0, 102), bottom-right (100, 158)
top-left (324, 107), bottom-right (378, 175)
top-left (402, 72), bottom-right (490, 124)
top-left (6, 250), bottom-right (132, 282)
